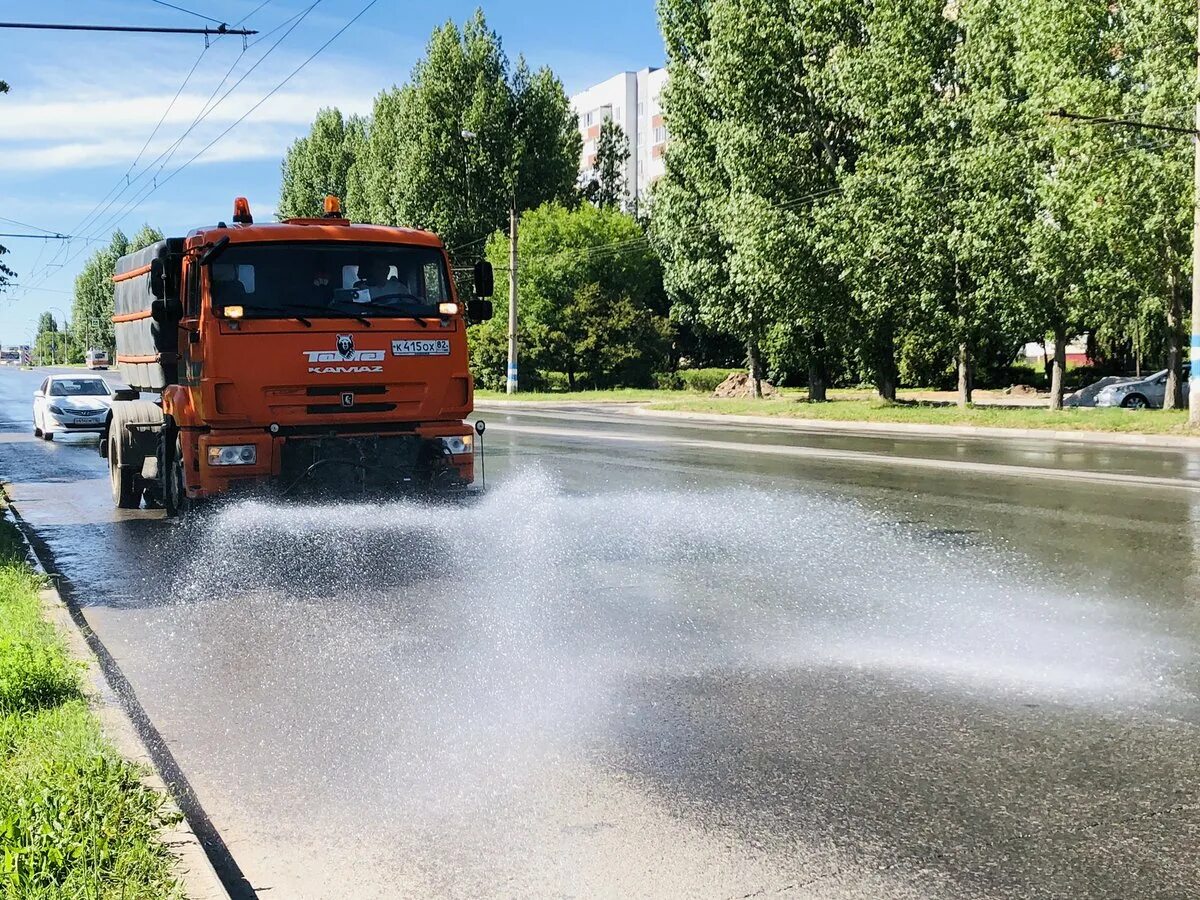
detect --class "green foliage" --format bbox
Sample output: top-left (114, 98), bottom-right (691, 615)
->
top-left (652, 0), bottom-right (1197, 400)
top-left (479, 203), bottom-right (670, 389)
top-left (345, 11), bottom-right (580, 255)
top-left (278, 108), bottom-right (368, 219)
top-left (583, 118), bottom-right (629, 209)
top-left (654, 368), bottom-right (740, 392)
top-left (0, 520), bottom-right (180, 897)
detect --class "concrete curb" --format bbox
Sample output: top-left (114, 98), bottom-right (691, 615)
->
top-left (476, 399), bottom-right (1200, 450)
top-left (4, 502), bottom-right (231, 900)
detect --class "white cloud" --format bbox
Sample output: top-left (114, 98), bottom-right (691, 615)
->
top-left (1, 49), bottom-right (376, 174)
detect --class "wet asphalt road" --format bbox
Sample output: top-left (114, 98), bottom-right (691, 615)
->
top-left (2, 366), bottom-right (1199, 899)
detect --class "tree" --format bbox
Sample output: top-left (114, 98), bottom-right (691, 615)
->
top-left (71, 226), bottom-right (163, 354)
top-left (1104, 0), bottom-right (1194, 408)
top-left (708, 0), bottom-right (864, 400)
top-left (821, 0), bottom-right (1036, 407)
top-left (32, 312), bottom-right (64, 366)
top-left (475, 202), bottom-right (670, 389)
top-left (278, 108), bottom-right (368, 219)
top-left (345, 11), bottom-right (580, 256)
top-left (584, 118), bottom-right (630, 209)
top-left (654, 0), bottom-right (864, 400)
top-left (653, 0), bottom-right (765, 395)
top-left (1012, 0), bottom-right (1124, 408)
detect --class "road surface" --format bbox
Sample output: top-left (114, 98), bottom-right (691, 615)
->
top-left (1, 366), bottom-right (1198, 899)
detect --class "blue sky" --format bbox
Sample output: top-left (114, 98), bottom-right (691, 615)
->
top-left (0, 0), bottom-right (664, 343)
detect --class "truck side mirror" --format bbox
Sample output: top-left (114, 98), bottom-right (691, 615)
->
top-left (149, 257), bottom-right (167, 299)
top-left (467, 299), bottom-right (494, 323)
top-left (473, 259), bottom-right (494, 297)
top-left (150, 298), bottom-right (183, 323)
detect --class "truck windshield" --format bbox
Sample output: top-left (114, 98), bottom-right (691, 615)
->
top-left (209, 242), bottom-right (452, 318)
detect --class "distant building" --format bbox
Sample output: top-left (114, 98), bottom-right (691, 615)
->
top-left (1022, 335), bottom-right (1091, 367)
top-left (570, 67), bottom-right (669, 210)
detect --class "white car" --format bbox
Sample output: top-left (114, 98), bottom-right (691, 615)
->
top-left (33, 375), bottom-right (113, 440)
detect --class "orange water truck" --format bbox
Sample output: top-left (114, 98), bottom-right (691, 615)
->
top-left (103, 195), bottom-right (494, 514)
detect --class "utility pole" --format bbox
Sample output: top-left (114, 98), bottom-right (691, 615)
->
top-left (1191, 5), bottom-right (1200, 426)
top-left (507, 203), bottom-right (519, 394)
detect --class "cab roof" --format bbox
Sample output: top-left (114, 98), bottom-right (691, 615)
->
top-left (183, 220), bottom-right (446, 252)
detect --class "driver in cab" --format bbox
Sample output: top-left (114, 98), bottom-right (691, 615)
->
top-left (352, 260), bottom-right (397, 302)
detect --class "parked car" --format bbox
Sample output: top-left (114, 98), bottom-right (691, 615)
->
top-left (32, 375), bottom-right (113, 440)
top-left (1064, 375), bottom-right (1135, 407)
top-left (85, 348), bottom-right (110, 370)
top-left (1094, 366), bottom-right (1191, 409)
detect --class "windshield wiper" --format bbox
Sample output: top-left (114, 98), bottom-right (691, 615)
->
top-left (360, 291), bottom-right (432, 327)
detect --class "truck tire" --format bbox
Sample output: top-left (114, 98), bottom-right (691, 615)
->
top-left (162, 426), bottom-right (191, 518)
top-left (108, 399), bottom-right (164, 509)
top-left (109, 435), bottom-right (140, 508)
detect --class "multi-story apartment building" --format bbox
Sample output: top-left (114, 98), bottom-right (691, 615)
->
top-left (570, 67), bottom-right (669, 209)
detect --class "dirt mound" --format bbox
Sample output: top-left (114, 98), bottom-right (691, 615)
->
top-left (713, 372), bottom-right (776, 399)
top-left (1004, 384), bottom-right (1042, 397)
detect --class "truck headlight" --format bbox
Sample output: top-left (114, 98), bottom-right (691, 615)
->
top-left (439, 435), bottom-right (474, 455)
top-left (207, 445), bottom-right (257, 466)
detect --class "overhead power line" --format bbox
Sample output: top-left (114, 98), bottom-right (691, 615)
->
top-left (148, 0), bottom-right (226, 26)
top-left (0, 216), bottom-right (63, 235)
top-left (0, 21), bottom-right (257, 36)
top-left (1050, 108), bottom-right (1198, 137)
top-left (0, 232), bottom-right (71, 240)
top-left (17, 0), bottom-right (281, 291)
top-left (22, 0), bottom-right (375, 290)
top-left (65, 0), bottom-right (325, 249)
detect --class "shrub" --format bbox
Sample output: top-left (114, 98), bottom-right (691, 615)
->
top-left (678, 368), bottom-right (739, 393)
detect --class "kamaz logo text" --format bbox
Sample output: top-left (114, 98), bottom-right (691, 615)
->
top-left (303, 349), bottom-right (386, 363)
top-left (303, 336), bottom-right (386, 374)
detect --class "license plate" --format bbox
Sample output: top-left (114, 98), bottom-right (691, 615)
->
top-left (392, 339), bottom-right (450, 357)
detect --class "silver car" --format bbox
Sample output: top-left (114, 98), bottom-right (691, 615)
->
top-left (33, 374), bottom-right (113, 440)
top-left (1095, 366), bottom-right (1191, 409)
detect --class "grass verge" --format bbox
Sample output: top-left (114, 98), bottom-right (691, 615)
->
top-left (474, 387), bottom-right (707, 403)
top-left (644, 397), bottom-right (1198, 435)
top-left (0, 516), bottom-right (181, 898)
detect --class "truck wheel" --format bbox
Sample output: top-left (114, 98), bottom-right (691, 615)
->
top-left (108, 398), bottom-right (164, 510)
top-left (109, 435), bottom-right (140, 508)
top-left (164, 433), bottom-right (190, 517)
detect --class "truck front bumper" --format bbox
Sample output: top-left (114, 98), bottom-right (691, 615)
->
top-left (192, 424), bottom-right (475, 498)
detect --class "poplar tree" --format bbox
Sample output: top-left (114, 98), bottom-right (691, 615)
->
top-left (278, 108), bottom-right (368, 219)
top-left (653, 0), bottom-right (768, 396)
top-left (346, 11), bottom-right (580, 256)
top-left (584, 118), bottom-right (630, 209)
top-left (71, 226), bottom-right (163, 354)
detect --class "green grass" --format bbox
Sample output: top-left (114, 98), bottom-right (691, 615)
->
top-left (0, 519), bottom-right (181, 899)
top-left (475, 387), bottom-right (699, 403)
top-left (644, 397), bottom-right (1199, 435)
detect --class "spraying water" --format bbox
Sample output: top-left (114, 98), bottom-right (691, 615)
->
top-left (166, 467), bottom-right (1184, 708)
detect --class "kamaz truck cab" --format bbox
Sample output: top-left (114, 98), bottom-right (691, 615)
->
top-left (104, 196), bottom-right (494, 514)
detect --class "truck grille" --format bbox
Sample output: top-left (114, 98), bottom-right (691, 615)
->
top-left (305, 402), bottom-right (397, 415)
